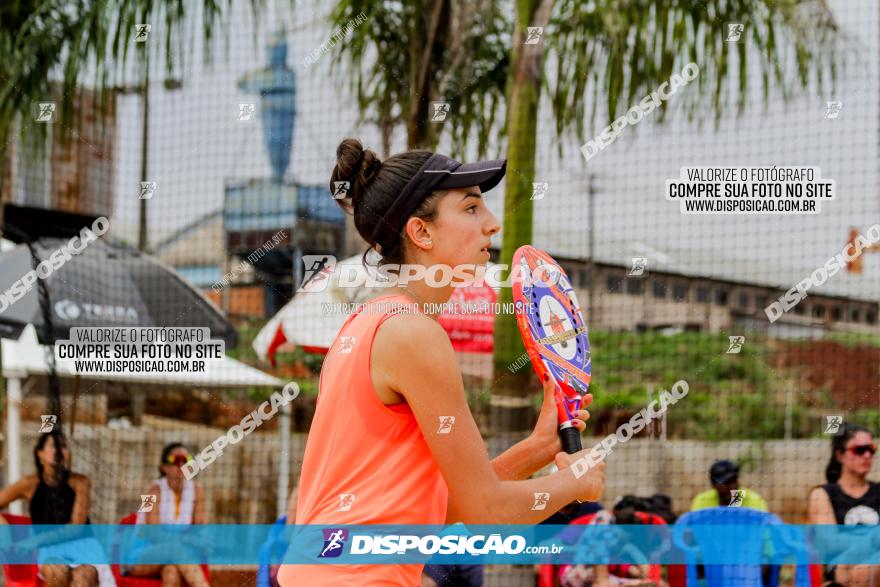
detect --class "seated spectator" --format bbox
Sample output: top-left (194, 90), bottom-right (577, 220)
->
top-left (122, 443), bottom-right (209, 587)
top-left (644, 494), bottom-right (677, 525)
top-left (809, 422), bottom-right (879, 587)
top-left (557, 500), bottom-right (662, 587)
top-left (690, 460), bottom-right (767, 511)
top-left (0, 430), bottom-right (110, 587)
top-left (690, 461), bottom-right (773, 586)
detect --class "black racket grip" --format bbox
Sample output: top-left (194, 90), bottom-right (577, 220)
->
top-left (559, 426), bottom-right (582, 454)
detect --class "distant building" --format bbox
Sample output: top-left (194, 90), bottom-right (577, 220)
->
top-left (157, 29), bottom-right (346, 318)
top-left (538, 246), bottom-right (880, 337)
top-left (153, 209), bottom-right (226, 289)
top-left (1, 87), bottom-right (116, 225)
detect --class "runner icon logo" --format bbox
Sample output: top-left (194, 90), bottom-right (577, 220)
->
top-left (134, 24), bottom-right (151, 42)
top-left (332, 182), bottom-right (350, 199)
top-left (138, 494), bottom-right (157, 513)
top-left (629, 257), bottom-right (648, 276)
top-left (437, 416), bottom-right (455, 434)
top-left (319, 528), bottom-right (348, 558)
top-left (39, 415), bottom-right (57, 433)
top-left (531, 183), bottom-right (549, 200)
top-left (338, 494), bottom-right (356, 512)
top-left (823, 415), bottom-right (844, 435)
top-left (727, 336), bottom-right (745, 354)
top-left (430, 102), bottom-right (450, 122)
top-left (525, 27), bottom-right (543, 45)
top-left (531, 492), bottom-right (550, 510)
top-left (825, 101), bottom-right (842, 119)
top-left (238, 103), bottom-right (255, 121)
top-left (139, 181), bottom-right (157, 200)
top-left (298, 255), bottom-right (337, 292)
top-left (725, 23), bottom-right (744, 42)
top-left (35, 102), bottom-right (56, 123)
top-left (729, 490), bottom-right (745, 507)
top-left (339, 336), bottom-right (357, 354)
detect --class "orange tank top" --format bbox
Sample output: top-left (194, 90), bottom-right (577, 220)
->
top-left (278, 293), bottom-right (449, 586)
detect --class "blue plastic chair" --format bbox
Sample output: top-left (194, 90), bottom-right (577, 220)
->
top-left (256, 515), bottom-right (288, 587)
top-left (673, 507), bottom-right (811, 587)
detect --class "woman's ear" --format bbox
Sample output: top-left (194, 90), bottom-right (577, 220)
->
top-left (404, 217), bottom-right (433, 251)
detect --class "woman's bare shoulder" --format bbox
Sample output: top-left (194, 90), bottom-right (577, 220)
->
top-left (18, 475), bottom-right (39, 490)
top-left (372, 311), bottom-right (458, 386)
top-left (6, 475), bottom-right (39, 501)
top-left (68, 473), bottom-right (91, 488)
top-left (809, 484), bottom-right (830, 499)
top-left (375, 310), bottom-right (451, 348)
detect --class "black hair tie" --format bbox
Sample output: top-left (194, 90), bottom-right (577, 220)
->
top-left (346, 152), bottom-right (367, 185)
top-left (347, 157), bottom-right (382, 188)
top-left (365, 159), bottom-right (382, 176)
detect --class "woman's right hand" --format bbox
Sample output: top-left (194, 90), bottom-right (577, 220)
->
top-left (555, 450), bottom-right (605, 503)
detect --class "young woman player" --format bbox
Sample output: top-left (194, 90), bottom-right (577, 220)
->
top-left (809, 423), bottom-right (879, 587)
top-left (278, 138), bottom-right (605, 586)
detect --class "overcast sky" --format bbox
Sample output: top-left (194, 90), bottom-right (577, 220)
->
top-left (108, 0), bottom-right (879, 300)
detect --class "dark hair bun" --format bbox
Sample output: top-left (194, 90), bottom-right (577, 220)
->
top-left (331, 137), bottom-right (381, 214)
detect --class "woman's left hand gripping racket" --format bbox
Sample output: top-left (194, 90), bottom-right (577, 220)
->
top-left (512, 245), bottom-right (591, 456)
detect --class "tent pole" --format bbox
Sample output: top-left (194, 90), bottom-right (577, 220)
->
top-left (6, 377), bottom-right (22, 515)
top-left (277, 401), bottom-right (292, 520)
top-left (70, 375), bottom-right (79, 439)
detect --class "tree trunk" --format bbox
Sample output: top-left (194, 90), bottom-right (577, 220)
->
top-left (491, 0), bottom-right (554, 435)
top-left (406, 0), bottom-right (448, 150)
top-left (138, 47), bottom-right (150, 252)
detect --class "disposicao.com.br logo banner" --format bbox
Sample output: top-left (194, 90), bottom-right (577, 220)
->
top-left (283, 523), bottom-right (880, 566)
top-left (313, 525), bottom-right (564, 563)
top-left (2, 524), bottom-right (880, 566)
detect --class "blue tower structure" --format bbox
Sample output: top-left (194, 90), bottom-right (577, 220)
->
top-left (223, 29), bottom-right (345, 316)
top-left (238, 29), bottom-right (297, 182)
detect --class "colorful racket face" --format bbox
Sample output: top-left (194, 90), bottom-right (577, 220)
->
top-left (512, 245), bottom-right (591, 454)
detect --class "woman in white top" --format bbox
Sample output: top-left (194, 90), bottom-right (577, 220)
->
top-left (123, 443), bottom-right (209, 587)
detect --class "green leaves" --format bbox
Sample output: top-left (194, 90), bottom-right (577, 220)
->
top-left (547, 0), bottom-right (839, 143)
top-left (0, 0), bottom-right (275, 160)
top-left (325, 0), bottom-right (511, 157)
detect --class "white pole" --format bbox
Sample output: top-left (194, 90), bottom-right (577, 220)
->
top-left (784, 381), bottom-right (793, 440)
top-left (277, 401), bottom-right (292, 520)
top-left (6, 377), bottom-right (23, 515)
top-left (660, 391), bottom-right (667, 442)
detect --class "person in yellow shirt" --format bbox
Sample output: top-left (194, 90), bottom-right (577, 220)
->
top-left (690, 460), bottom-right (768, 511)
top-left (690, 460), bottom-right (772, 586)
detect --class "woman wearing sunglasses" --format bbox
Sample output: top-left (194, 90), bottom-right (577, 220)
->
top-left (122, 443), bottom-right (209, 587)
top-left (809, 422), bottom-right (880, 586)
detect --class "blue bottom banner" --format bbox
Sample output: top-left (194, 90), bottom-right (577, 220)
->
top-left (0, 523), bottom-right (878, 566)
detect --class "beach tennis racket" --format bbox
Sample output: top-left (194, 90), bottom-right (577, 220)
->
top-left (512, 245), bottom-right (591, 455)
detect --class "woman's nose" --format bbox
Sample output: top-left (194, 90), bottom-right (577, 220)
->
top-left (485, 213), bottom-right (500, 235)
